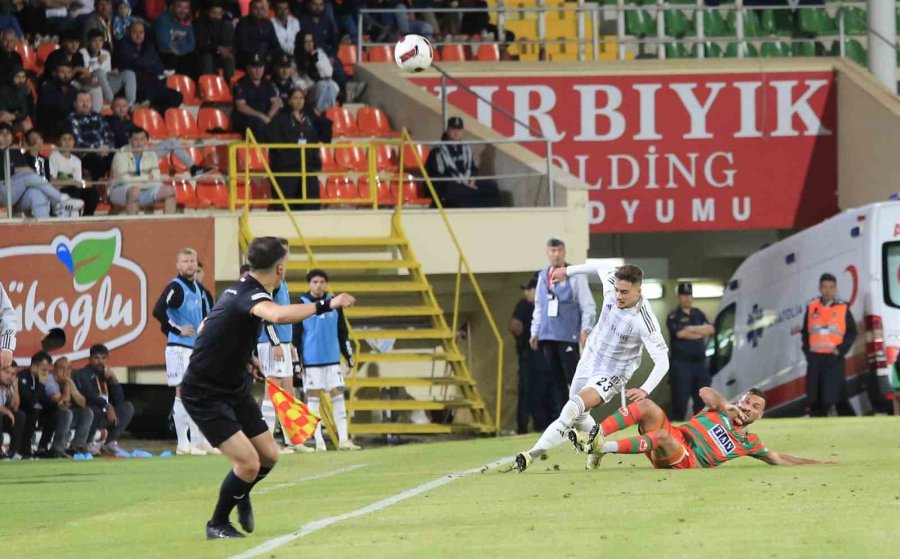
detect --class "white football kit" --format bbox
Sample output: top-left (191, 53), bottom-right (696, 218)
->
top-left (567, 263), bottom-right (670, 402)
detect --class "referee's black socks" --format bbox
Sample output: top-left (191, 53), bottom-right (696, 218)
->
top-left (250, 466), bottom-right (272, 492)
top-left (211, 471), bottom-right (254, 526)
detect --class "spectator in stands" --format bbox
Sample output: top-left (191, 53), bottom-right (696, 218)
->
top-left (15, 351), bottom-right (65, 459)
top-left (49, 357), bottom-right (93, 456)
top-left (270, 87), bottom-right (321, 210)
top-left (294, 32), bottom-right (343, 111)
top-left (24, 128), bottom-right (99, 215)
top-left (0, 364), bottom-right (25, 460)
top-left (300, 0), bottom-right (350, 95)
top-left (0, 28), bottom-right (23, 85)
top-left (49, 130), bottom-right (101, 215)
top-left (0, 11), bottom-right (23, 38)
top-left (155, 0), bottom-right (196, 75)
top-left (114, 20), bottom-right (183, 112)
top-left (232, 53), bottom-right (281, 139)
top-left (81, 0), bottom-right (113, 50)
top-left (426, 117), bottom-right (499, 207)
top-left (81, 28), bottom-right (135, 111)
top-left (111, 0), bottom-right (134, 42)
top-left (110, 126), bottom-right (177, 214)
top-left (67, 89), bottom-right (115, 180)
top-left (271, 0), bottom-right (299, 56)
top-left (234, 0), bottom-right (279, 69)
top-left (73, 344), bottom-right (134, 455)
top-left (392, 0), bottom-right (433, 38)
top-left (0, 122), bottom-right (84, 217)
top-left (43, 29), bottom-right (90, 84)
top-left (36, 60), bottom-right (78, 138)
top-left (0, 68), bottom-right (35, 133)
top-left (460, 0), bottom-right (514, 44)
top-left (333, 0), bottom-right (361, 39)
top-left (272, 52), bottom-right (312, 103)
top-left (194, 0), bottom-right (235, 80)
top-left (70, 0), bottom-right (96, 18)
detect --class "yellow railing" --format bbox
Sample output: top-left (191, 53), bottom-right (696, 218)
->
top-left (230, 128), bottom-right (505, 433)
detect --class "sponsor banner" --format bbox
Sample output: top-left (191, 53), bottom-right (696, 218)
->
top-left (0, 219), bottom-right (215, 367)
top-left (412, 71), bottom-right (838, 233)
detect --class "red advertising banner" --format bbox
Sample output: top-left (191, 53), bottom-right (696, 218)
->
top-left (0, 219), bottom-right (215, 367)
top-left (412, 71), bottom-right (838, 233)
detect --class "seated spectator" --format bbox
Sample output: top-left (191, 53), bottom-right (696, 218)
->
top-left (194, 1), bottom-right (235, 80)
top-left (460, 0), bottom-right (514, 44)
top-left (0, 122), bottom-right (84, 217)
top-left (333, 0), bottom-right (361, 39)
top-left (0, 29), bottom-right (23, 85)
top-left (106, 93), bottom-right (133, 147)
top-left (24, 128), bottom-right (99, 215)
top-left (232, 53), bottom-right (281, 139)
top-left (0, 364), bottom-right (25, 461)
top-left (269, 87), bottom-right (321, 210)
top-left (271, 0), bottom-right (299, 56)
top-left (42, 29), bottom-right (90, 85)
top-left (114, 20), bottom-right (183, 112)
top-left (294, 33), bottom-right (340, 115)
top-left (300, 0), bottom-right (338, 55)
top-left (235, 0), bottom-right (279, 69)
top-left (393, 0), bottom-right (433, 38)
top-left (272, 53), bottom-right (312, 104)
top-left (111, 0), bottom-right (135, 42)
top-left (36, 60), bottom-right (78, 138)
top-left (73, 344), bottom-right (134, 455)
top-left (47, 357), bottom-right (93, 457)
top-left (109, 126), bottom-right (177, 214)
top-left (0, 68), bottom-right (35, 134)
top-left (425, 117), bottom-right (499, 208)
top-left (155, 0), bottom-right (196, 75)
top-left (15, 351), bottom-right (67, 459)
top-left (67, 90), bottom-right (115, 181)
top-left (81, 0), bottom-right (114, 50)
top-left (81, 28), bottom-right (136, 111)
top-left (49, 130), bottom-right (101, 215)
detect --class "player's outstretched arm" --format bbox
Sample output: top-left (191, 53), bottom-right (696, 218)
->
top-left (699, 387), bottom-right (730, 411)
top-left (252, 293), bottom-right (356, 324)
top-left (758, 450), bottom-right (834, 466)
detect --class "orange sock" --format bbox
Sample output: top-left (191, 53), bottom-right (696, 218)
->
top-left (599, 402), bottom-right (642, 436)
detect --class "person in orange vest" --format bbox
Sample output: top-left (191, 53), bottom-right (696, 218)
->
top-left (801, 273), bottom-right (858, 417)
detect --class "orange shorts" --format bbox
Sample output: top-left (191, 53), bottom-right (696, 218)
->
top-left (640, 413), bottom-right (698, 470)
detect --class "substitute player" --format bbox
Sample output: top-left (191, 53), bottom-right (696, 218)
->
top-left (574, 386), bottom-right (830, 468)
top-left (181, 237), bottom-right (355, 539)
top-left (515, 263), bottom-right (669, 472)
top-left (152, 247), bottom-right (213, 455)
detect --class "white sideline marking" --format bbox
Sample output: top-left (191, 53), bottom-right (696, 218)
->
top-left (230, 455), bottom-right (511, 559)
top-left (254, 464), bottom-right (368, 495)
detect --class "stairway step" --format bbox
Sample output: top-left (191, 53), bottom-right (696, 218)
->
top-left (286, 260), bottom-right (419, 271)
top-left (346, 399), bottom-right (483, 411)
top-left (345, 376), bottom-right (472, 388)
top-left (288, 280), bottom-right (429, 293)
top-left (355, 352), bottom-right (464, 363)
top-left (292, 236), bottom-right (407, 248)
top-left (344, 305), bottom-right (441, 318)
top-left (349, 422), bottom-right (495, 435)
top-left (349, 328), bottom-right (452, 340)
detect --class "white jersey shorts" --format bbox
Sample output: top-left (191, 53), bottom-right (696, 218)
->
top-left (257, 342), bottom-right (294, 378)
top-left (570, 342), bottom-right (632, 403)
top-left (304, 364), bottom-right (344, 392)
top-left (165, 345), bottom-right (192, 387)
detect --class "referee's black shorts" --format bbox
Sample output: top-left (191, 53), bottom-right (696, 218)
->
top-left (180, 384), bottom-right (268, 448)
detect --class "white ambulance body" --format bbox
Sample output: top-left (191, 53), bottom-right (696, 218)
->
top-left (710, 202), bottom-right (900, 415)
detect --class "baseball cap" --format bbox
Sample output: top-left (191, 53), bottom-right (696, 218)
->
top-left (247, 53), bottom-right (266, 68)
top-left (274, 53), bottom-right (292, 69)
top-left (447, 116), bottom-right (464, 130)
top-left (677, 282), bottom-right (693, 296)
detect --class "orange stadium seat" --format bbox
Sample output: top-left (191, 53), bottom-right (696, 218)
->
top-left (172, 179), bottom-right (199, 208)
top-left (356, 107), bottom-right (396, 137)
top-left (230, 70), bottom-right (245, 87)
top-left (196, 178), bottom-right (229, 208)
top-left (166, 74), bottom-right (199, 105)
top-left (333, 146), bottom-right (367, 172)
top-left (236, 145), bottom-right (268, 172)
top-left (395, 174), bottom-right (432, 206)
top-left (165, 108), bottom-right (201, 139)
top-left (157, 151), bottom-right (172, 176)
top-left (197, 108), bottom-right (240, 139)
top-left (202, 144), bottom-right (229, 171)
top-left (358, 175), bottom-right (396, 206)
top-left (374, 144), bottom-right (398, 171)
top-left (402, 143), bottom-right (430, 171)
top-left (199, 74), bottom-right (233, 104)
top-left (133, 108), bottom-right (167, 140)
top-left (337, 44), bottom-right (358, 76)
top-left (35, 42), bottom-right (59, 72)
top-left (476, 43), bottom-right (500, 62)
top-left (326, 106), bottom-right (360, 137)
top-left (366, 45), bottom-right (393, 62)
top-left (441, 44), bottom-right (467, 62)
top-left (319, 146), bottom-right (337, 173)
top-left (171, 146), bottom-right (204, 174)
top-left (15, 42), bottom-right (37, 72)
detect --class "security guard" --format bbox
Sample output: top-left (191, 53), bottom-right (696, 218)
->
top-left (665, 282), bottom-right (713, 420)
top-left (801, 273), bottom-right (858, 416)
top-left (509, 276), bottom-right (553, 434)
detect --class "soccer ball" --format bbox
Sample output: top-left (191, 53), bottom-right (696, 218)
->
top-left (394, 34), bottom-right (434, 72)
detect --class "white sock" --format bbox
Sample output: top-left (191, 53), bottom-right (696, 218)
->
top-left (528, 396), bottom-right (584, 459)
top-left (189, 417), bottom-right (208, 448)
top-left (261, 398), bottom-right (277, 433)
top-left (173, 397), bottom-right (189, 449)
top-left (601, 441), bottom-right (619, 453)
top-left (308, 396), bottom-right (325, 446)
top-left (574, 412), bottom-right (596, 433)
top-left (332, 394), bottom-right (349, 444)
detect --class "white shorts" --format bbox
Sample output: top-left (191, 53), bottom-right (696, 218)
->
top-left (109, 183), bottom-right (162, 208)
top-left (570, 346), bottom-right (631, 403)
top-left (257, 342), bottom-right (293, 378)
top-left (165, 345), bottom-right (192, 387)
top-left (304, 364), bottom-right (343, 392)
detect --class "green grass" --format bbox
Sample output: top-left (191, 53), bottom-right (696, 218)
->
top-left (1, 418), bottom-right (898, 558)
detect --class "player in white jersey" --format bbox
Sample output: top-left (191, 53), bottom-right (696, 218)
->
top-left (514, 263), bottom-right (670, 472)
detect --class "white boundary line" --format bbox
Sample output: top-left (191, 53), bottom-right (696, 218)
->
top-left (230, 455), bottom-right (512, 559)
top-left (254, 464), bottom-right (368, 496)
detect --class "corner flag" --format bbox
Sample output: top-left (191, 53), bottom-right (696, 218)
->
top-left (266, 379), bottom-right (320, 445)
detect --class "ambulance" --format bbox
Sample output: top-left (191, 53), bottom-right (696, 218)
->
top-left (709, 202), bottom-right (900, 415)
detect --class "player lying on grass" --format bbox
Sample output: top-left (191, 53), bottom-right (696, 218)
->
top-left (569, 386), bottom-right (831, 468)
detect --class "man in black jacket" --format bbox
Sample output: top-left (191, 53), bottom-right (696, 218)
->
top-left (113, 20), bottom-right (182, 112)
top-left (73, 344), bottom-right (134, 455)
top-left (425, 117), bottom-right (499, 208)
top-left (194, 1), bottom-right (236, 80)
top-left (16, 351), bottom-right (69, 459)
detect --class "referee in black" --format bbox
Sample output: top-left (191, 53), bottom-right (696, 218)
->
top-left (181, 237), bottom-right (355, 539)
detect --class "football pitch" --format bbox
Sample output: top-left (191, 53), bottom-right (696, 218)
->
top-left (1, 417), bottom-right (896, 559)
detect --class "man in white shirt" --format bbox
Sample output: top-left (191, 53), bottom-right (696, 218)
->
top-left (271, 0), bottom-right (300, 55)
top-left (515, 263), bottom-right (670, 472)
top-left (109, 127), bottom-right (176, 215)
top-left (81, 28), bottom-right (136, 111)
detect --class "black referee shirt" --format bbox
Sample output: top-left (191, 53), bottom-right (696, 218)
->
top-left (183, 274), bottom-right (272, 396)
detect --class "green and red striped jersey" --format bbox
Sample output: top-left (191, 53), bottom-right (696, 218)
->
top-left (679, 409), bottom-right (768, 467)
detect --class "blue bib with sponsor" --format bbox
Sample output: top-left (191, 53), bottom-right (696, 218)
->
top-left (167, 277), bottom-right (203, 348)
top-left (299, 294), bottom-right (340, 366)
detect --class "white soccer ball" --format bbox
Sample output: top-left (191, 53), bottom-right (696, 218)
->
top-left (394, 34), bottom-right (434, 72)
